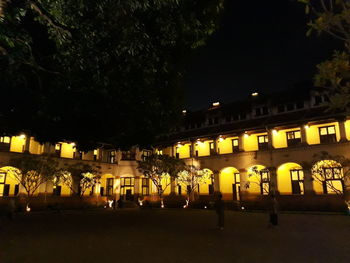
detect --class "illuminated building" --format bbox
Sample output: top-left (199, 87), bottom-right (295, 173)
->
top-left (0, 87), bottom-right (349, 210)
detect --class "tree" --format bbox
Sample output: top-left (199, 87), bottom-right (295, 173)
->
top-left (0, 0), bottom-right (224, 150)
top-left (137, 154), bottom-right (184, 206)
top-left (55, 163), bottom-right (101, 197)
top-left (177, 165), bottom-right (211, 207)
top-left (245, 166), bottom-right (273, 195)
top-left (311, 151), bottom-right (350, 209)
top-left (4, 154), bottom-right (60, 205)
top-left (299, 0), bottom-right (350, 113)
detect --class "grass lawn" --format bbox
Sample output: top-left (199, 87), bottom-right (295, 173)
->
top-left (0, 208), bottom-right (349, 263)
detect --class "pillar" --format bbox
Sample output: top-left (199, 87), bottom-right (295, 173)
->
top-left (238, 133), bottom-right (245, 152)
top-left (170, 177), bottom-right (176, 195)
top-left (115, 176), bottom-right (121, 200)
top-left (267, 130), bottom-right (274, 149)
top-left (24, 135), bottom-right (31, 153)
top-left (43, 143), bottom-right (53, 155)
top-left (239, 168), bottom-right (248, 198)
top-left (338, 118), bottom-right (347, 142)
top-left (213, 170), bottom-right (220, 193)
top-left (300, 124), bottom-right (308, 145)
top-left (190, 141), bottom-right (195, 157)
top-left (303, 169), bottom-right (315, 195)
top-left (134, 176), bottom-right (140, 197)
top-left (268, 167), bottom-right (278, 195)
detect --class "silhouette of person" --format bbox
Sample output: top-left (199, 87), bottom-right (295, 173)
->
top-left (215, 193), bottom-right (225, 230)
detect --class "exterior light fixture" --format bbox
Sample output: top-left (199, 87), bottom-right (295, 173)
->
top-left (251, 92), bottom-right (259, 97)
top-left (272, 129), bottom-right (277, 134)
top-left (212, 102), bottom-right (220, 107)
top-left (218, 136), bottom-right (224, 142)
top-left (19, 134), bottom-right (26, 139)
top-left (244, 132), bottom-right (249, 138)
top-left (182, 109), bottom-right (187, 114)
top-left (304, 125), bottom-right (309, 129)
top-left (26, 205), bottom-right (31, 212)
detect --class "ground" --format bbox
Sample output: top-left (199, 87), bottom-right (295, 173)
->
top-left (0, 208), bottom-right (349, 263)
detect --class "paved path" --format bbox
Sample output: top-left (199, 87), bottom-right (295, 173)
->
top-left (0, 209), bottom-right (349, 263)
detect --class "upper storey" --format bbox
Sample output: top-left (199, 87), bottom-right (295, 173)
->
top-left (162, 86), bottom-right (337, 143)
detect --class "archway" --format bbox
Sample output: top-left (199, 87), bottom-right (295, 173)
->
top-left (219, 167), bottom-right (240, 200)
top-left (277, 163), bottom-right (304, 195)
top-left (53, 171), bottom-right (73, 196)
top-left (0, 166), bottom-right (20, 197)
top-left (247, 165), bottom-right (269, 195)
top-left (198, 168), bottom-right (213, 195)
top-left (312, 160), bottom-right (343, 194)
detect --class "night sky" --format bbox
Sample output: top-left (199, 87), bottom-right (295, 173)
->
top-left (184, 0), bottom-right (343, 110)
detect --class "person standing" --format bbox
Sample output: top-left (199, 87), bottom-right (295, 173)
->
top-left (214, 193), bottom-right (225, 230)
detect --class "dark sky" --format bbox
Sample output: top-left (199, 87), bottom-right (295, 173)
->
top-left (184, 0), bottom-right (343, 110)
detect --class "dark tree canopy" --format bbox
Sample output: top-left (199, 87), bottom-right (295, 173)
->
top-left (0, 0), bottom-right (224, 150)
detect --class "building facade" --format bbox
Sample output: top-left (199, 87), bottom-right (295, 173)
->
top-left (0, 87), bottom-right (349, 211)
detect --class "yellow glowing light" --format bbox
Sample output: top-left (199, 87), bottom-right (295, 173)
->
top-left (71, 142), bottom-right (75, 146)
top-left (272, 129), bottom-right (277, 134)
top-left (244, 132), bottom-right (249, 138)
top-left (182, 110), bottom-right (187, 114)
top-left (252, 92), bottom-right (259, 97)
top-left (212, 102), bottom-right (220, 107)
top-left (304, 125), bottom-right (309, 129)
top-left (218, 136), bottom-right (224, 142)
top-left (93, 149), bottom-right (98, 155)
top-left (26, 205), bottom-right (31, 212)
top-left (19, 134), bottom-right (26, 139)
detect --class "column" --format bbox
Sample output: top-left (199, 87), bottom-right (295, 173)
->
top-left (239, 168), bottom-right (248, 198)
top-left (338, 118), bottom-right (347, 142)
top-left (115, 176), bottom-right (121, 200)
top-left (300, 124), bottom-right (308, 145)
top-left (190, 141), bottom-right (195, 157)
top-left (24, 135), bottom-right (31, 153)
top-left (213, 138), bottom-right (218, 154)
top-left (268, 167), bottom-right (278, 195)
top-left (213, 170), bottom-right (220, 193)
top-left (134, 176), bottom-right (140, 198)
top-left (303, 169), bottom-right (315, 195)
top-left (267, 130), bottom-right (274, 149)
top-left (43, 143), bottom-right (53, 155)
top-left (238, 133), bottom-right (245, 152)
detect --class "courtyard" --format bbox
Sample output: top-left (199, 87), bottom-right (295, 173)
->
top-left (0, 208), bottom-right (349, 263)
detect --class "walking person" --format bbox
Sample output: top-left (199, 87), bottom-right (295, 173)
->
top-left (214, 193), bottom-right (225, 230)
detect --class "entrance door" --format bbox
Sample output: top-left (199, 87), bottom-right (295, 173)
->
top-left (232, 173), bottom-right (240, 200)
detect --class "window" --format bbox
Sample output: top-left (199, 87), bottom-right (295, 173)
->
top-left (225, 115), bottom-right (231, 122)
top-left (319, 125), bottom-right (337, 143)
top-left (214, 117), bottom-right (219, 124)
top-left (262, 107), bottom-right (269, 115)
top-left (0, 136), bottom-right (10, 143)
top-left (255, 108), bottom-right (261, 116)
top-left (178, 185), bottom-right (182, 195)
top-left (286, 130), bottom-right (301, 147)
top-left (232, 173), bottom-right (241, 200)
top-left (14, 184), bottom-right (19, 196)
top-left (260, 170), bottom-right (270, 195)
top-left (240, 113), bottom-right (246, 120)
top-left (121, 177), bottom-right (134, 200)
top-left (106, 178), bottom-right (114, 196)
top-left (257, 135), bottom-right (268, 150)
top-left (175, 147), bottom-right (180, 159)
top-left (296, 101), bottom-right (304, 109)
top-left (100, 187), bottom-right (105, 196)
top-left (208, 118), bottom-right (213, 125)
top-left (3, 184), bottom-right (10, 197)
top-left (286, 103), bottom-right (294, 111)
top-left (314, 95), bottom-right (323, 106)
top-left (142, 178), bottom-right (149, 196)
top-left (122, 150), bottom-right (136, 160)
top-left (209, 142), bottom-right (216, 155)
top-left (232, 139), bottom-right (239, 152)
top-left (277, 105), bottom-right (285, 113)
top-left (322, 167), bottom-right (343, 194)
top-left (290, 169), bottom-right (304, 194)
top-left (109, 151), bottom-right (116, 163)
top-left (93, 149), bottom-right (98, 161)
top-left (55, 143), bottom-right (62, 157)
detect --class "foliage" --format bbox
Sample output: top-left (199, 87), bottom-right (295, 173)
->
top-left (299, 0), bottom-right (350, 113)
top-left (55, 162), bottom-right (101, 197)
top-left (137, 154), bottom-right (184, 198)
top-left (177, 165), bottom-right (212, 203)
top-left (311, 151), bottom-right (350, 197)
top-left (245, 166), bottom-right (272, 195)
top-left (5, 154), bottom-right (60, 199)
top-left (0, 0), bottom-right (224, 150)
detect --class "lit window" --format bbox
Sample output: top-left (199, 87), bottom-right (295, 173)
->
top-left (0, 137), bottom-right (10, 143)
top-left (319, 125), bottom-right (337, 143)
top-left (258, 135), bottom-right (268, 143)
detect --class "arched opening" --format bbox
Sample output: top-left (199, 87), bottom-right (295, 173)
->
top-left (0, 166), bottom-right (20, 197)
top-left (247, 165), bottom-right (269, 195)
top-left (312, 160), bottom-right (343, 194)
top-left (53, 171), bottom-right (73, 196)
top-left (198, 168), bottom-right (213, 195)
top-left (277, 163), bottom-right (304, 195)
top-left (219, 167), bottom-right (240, 200)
